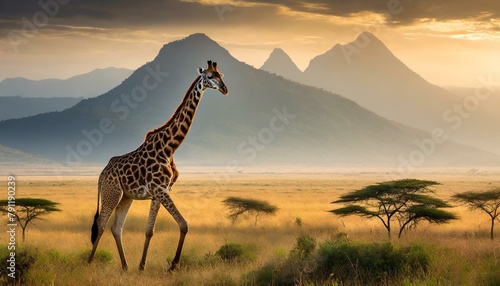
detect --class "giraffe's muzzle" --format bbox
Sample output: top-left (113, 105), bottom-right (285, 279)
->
top-left (219, 85), bottom-right (228, 95)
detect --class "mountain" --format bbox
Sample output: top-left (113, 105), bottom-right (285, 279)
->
top-left (0, 144), bottom-right (88, 176)
top-left (0, 33), bottom-right (497, 171)
top-left (260, 48), bottom-right (302, 82)
top-left (0, 67), bottom-right (133, 98)
top-left (0, 97), bottom-right (82, 121)
top-left (303, 32), bottom-right (456, 126)
top-left (0, 144), bottom-right (51, 166)
top-left (302, 32), bottom-right (500, 155)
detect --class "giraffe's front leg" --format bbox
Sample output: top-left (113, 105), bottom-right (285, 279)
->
top-left (139, 199), bottom-right (160, 271)
top-left (152, 187), bottom-right (188, 272)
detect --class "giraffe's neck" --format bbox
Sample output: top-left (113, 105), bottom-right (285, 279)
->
top-left (145, 75), bottom-right (205, 156)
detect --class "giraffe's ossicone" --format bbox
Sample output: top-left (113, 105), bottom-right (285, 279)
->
top-left (87, 60), bottom-right (228, 272)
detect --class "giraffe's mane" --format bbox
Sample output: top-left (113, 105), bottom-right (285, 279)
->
top-left (144, 75), bottom-right (202, 141)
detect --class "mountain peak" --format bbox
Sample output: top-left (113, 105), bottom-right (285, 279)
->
top-left (356, 31), bottom-right (376, 40)
top-left (306, 32), bottom-right (397, 72)
top-left (184, 33), bottom-right (212, 42)
top-left (153, 33), bottom-right (232, 67)
top-left (260, 48), bottom-right (302, 82)
top-left (351, 32), bottom-right (387, 51)
top-left (303, 32), bottom-right (456, 139)
top-left (269, 47), bottom-right (288, 57)
top-left (163, 33), bottom-right (218, 49)
top-left (264, 48), bottom-right (296, 66)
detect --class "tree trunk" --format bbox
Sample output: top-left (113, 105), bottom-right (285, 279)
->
top-left (386, 220), bottom-right (391, 239)
top-left (21, 226), bottom-right (26, 242)
top-left (491, 218), bottom-right (495, 240)
top-left (376, 215), bottom-right (391, 239)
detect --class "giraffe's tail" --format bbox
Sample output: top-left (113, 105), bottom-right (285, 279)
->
top-left (91, 180), bottom-right (101, 244)
top-left (91, 209), bottom-right (99, 244)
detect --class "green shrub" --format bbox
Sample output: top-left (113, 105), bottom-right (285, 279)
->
top-left (215, 242), bottom-right (255, 262)
top-left (245, 235), bottom-right (318, 286)
top-left (201, 251), bottom-right (224, 267)
top-left (292, 235), bottom-right (316, 258)
top-left (315, 241), bottom-right (431, 284)
top-left (246, 239), bottom-right (432, 285)
top-left (243, 257), bottom-right (298, 286)
top-left (405, 242), bottom-right (431, 273)
top-left (333, 232), bottom-right (349, 243)
top-left (0, 247), bottom-right (37, 285)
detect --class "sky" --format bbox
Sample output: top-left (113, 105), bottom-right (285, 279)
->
top-left (0, 0), bottom-right (499, 87)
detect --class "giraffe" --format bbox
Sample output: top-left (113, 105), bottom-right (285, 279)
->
top-left (87, 60), bottom-right (228, 271)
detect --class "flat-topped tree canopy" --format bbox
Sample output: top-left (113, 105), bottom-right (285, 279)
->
top-left (0, 198), bottom-right (61, 241)
top-left (453, 188), bottom-right (500, 239)
top-left (330, 179), bottom-right (456, 238)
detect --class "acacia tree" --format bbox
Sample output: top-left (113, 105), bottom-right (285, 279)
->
top-left (329, 179), bottom-right (457, 238)
top-left (223, 196), bottom-right (278, 225)
top-left (453, 188), bottom-right (500, 239)
top-left (0, 198), bottom-right (61, 241)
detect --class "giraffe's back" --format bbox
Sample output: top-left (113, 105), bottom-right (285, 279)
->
top-left (98, 143), bottom-right (173, 200)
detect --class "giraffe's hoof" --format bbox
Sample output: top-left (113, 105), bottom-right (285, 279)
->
top-left (139, 263), bottom-right (145, 271)
top-left (167, 261), bottom-right (178, 272)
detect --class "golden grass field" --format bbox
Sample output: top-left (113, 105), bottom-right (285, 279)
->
top-left (1, 170), bottom-right (499, 285)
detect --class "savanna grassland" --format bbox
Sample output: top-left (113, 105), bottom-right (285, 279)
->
top-left (1, 170), bottom-right (499, 285)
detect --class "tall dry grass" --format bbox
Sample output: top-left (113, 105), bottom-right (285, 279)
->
top-left (1, 171), bottom-right (499, 285)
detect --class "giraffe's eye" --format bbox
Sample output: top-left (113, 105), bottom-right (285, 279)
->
top-left (207, 74), bottom-right (213, 79)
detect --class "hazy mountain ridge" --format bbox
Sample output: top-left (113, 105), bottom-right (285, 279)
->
top-left (261, 32), bottom-right (500, 155)
top-left (0, 96), bottom-right (83, 121)
top-left (0, 67), bottom-right (133, 98)
top-left (0, 33), bottom-right (498, 170)
top-left (302, 32), bottom-right (458, 126)
top-left (0, 144), bottom-right (51, 165)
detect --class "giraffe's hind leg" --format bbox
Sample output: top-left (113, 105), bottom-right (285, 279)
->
top-left (111, 196), bottom-right (134, 271)
top-left (139, 199), bottom-right (161, 271)
top-left (88, 184), bottom-right (122, 265)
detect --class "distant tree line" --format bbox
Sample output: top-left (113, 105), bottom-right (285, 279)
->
top-left (222, 179), bottom-right (499, 239)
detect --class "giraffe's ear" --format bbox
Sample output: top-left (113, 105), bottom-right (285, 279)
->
top-left (197, 67), bottom-right (205, 75)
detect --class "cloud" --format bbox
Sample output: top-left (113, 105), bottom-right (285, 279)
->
top-left (215, 0), bottom-right (500, 23)
top-left (1, 0), bottom-right (498, 37)
top-left (0, 0), bottom-right (222, 36)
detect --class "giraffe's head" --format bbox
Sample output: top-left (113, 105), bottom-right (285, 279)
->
top-left (198, 60), bottom-right (228, 95)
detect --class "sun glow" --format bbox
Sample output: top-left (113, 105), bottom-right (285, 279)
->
top-left (402, 17), bottom-right (500, 41)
